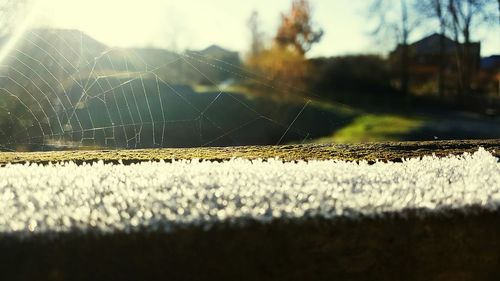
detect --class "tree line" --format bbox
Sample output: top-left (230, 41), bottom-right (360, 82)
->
top-left (244, 0), bottom-right (499, 109)
top-left (371, 0), bottom-right (498, 99)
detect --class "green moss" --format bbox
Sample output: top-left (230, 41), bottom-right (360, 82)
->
top-left (0, 139), bottom-right (498, 165)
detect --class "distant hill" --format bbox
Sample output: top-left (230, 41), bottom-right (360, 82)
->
top-left (0, 28), bottom-right (242, 85)
top-left (2, 28), bottom-right (106, 69)
top-left (0, 28), bottom-right (248, 149)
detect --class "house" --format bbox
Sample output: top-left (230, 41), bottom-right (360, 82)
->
top-left (479, 55), bottom-right (500, 97)
top-left (389, 33), bottom-right (481, 96)
top-left (196, 45), bottom-right (240, 61)
top-left (184, 45), bottom-right (242, 85)
top-left (390, 33), bottom-right (481, 72)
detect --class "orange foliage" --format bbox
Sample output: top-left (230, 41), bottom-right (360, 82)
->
top-left (247, 45), bottom-right (310, 96)
top-left (275, 0), bottom-right (323, 55)
top-left (246, 0), bottom-right (322, 97)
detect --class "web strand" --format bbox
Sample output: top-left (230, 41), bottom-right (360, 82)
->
top-left (0, 29), bottom-right (352, 151)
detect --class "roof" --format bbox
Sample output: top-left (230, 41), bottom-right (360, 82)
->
top-left (410, 33), bottom-right (459, 55)
top-left (481, 55), bottom-right (500, 70)
top-left (197, 44), bottom-right (239, 57)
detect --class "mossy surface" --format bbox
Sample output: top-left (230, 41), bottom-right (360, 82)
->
top-left (0, 139), bottom-right (498, 165)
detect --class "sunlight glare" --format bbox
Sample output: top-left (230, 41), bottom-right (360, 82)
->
top-left (0, 2), bottom-right (39, 65)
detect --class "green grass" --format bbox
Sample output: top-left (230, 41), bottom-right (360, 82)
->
top-left (314, 114), bottom-right (425, 143)
top-left (192, 84), bottom-right (255, 97)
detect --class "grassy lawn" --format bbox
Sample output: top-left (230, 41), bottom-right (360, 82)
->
top-left (192, 84), bottom-right (255, 97)
top-left (314, 114), bottom-right (425, 143)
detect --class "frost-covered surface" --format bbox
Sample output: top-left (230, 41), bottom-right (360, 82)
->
top-left (0, 148), bottom-right (499, 234)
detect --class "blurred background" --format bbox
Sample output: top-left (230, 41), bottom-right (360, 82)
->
top-left (0, 0), bottom-right (499, 151)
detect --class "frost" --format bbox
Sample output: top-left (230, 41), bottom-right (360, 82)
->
top-left (0, 148), bottom-right (498, 234)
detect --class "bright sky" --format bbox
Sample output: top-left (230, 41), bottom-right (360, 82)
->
top-left (30, 0), bottom-right (500, 57)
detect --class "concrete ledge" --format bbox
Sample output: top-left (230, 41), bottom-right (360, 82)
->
top-left (1, 211), bottom-right (499, 281)
top-left (1, 140), bottom-right (499, 280)
top-left (1, 139), bottom-right (499, 165)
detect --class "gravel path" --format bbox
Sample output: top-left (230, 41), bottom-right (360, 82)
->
top-left (0, 148), bottom-right (499, 234)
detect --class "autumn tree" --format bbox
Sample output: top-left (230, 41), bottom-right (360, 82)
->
top-left (446, 0), bottom-right (497, 98)
top-left (247, 11), bottom-right (265, 58)
top-left (493, 0), bottom-right (500, 24)
top-left (398, 0), bottom-right (497, 100)
top-left (246, 0), bottom-right (322, 97)
top-left (274, 0), bottom-right (323, 55)
top-left (370, 0), bottom-right (419, 98)
top-left (416, 0), bottom-right (449, 98)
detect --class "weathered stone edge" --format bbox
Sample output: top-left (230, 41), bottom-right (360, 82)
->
top-left (0, 139), bottom-right (500, 165)
top-left (0, 139), bottom-right (498, 165)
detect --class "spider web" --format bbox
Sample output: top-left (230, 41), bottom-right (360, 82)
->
top-left (0, 28), bottom-right (351, 151)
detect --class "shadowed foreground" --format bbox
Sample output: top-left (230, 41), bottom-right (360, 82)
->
top-left (1, 211), bottom-right (500, 281)
top-left (1, 139), bottom-right (499, 280)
